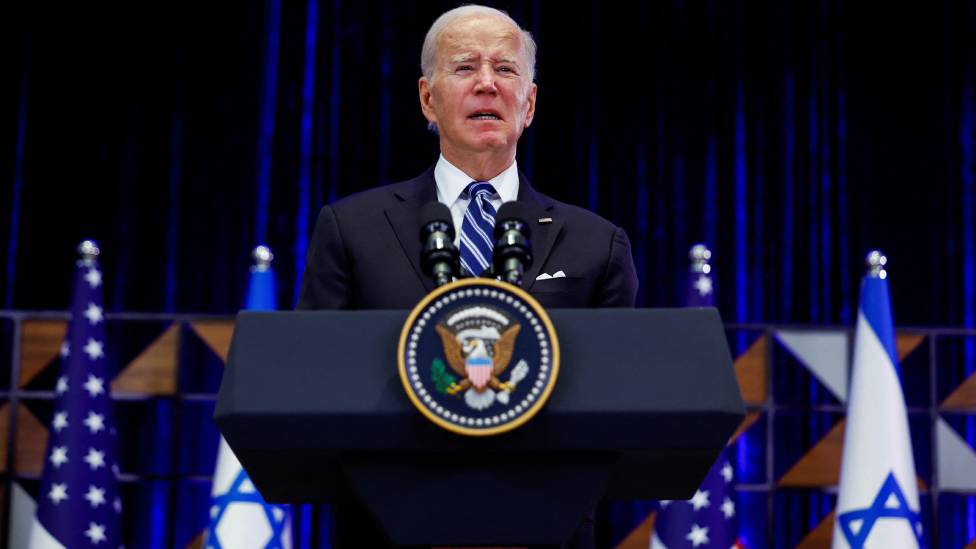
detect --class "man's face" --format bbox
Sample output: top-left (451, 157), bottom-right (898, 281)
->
top-left (419, 16), bottom-right (537, 160)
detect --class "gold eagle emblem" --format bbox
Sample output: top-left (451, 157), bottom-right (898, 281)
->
top-left (435, 323), bottom-right (521, 395)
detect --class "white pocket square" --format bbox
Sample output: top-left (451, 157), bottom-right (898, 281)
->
top-left (535, 270), bottom-right (566, 281)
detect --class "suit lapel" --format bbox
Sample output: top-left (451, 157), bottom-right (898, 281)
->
top-left (384, 168), bottom-right (438, 294)
top-left (517, 174), bottom-right (563, 292)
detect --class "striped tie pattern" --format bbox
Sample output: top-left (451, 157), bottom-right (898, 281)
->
top-left (459, 182), bottom-right (497, 276)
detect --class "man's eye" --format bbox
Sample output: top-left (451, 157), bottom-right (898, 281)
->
top-left (456, 65), bottom-right (473, 72)
top-left (497, 66), bottom-right (515, 73)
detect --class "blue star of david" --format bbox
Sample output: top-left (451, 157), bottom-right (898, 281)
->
top-left (208, 470), bottom-right (289, 549)
top-left (837, 471), bottom-right (924, 549)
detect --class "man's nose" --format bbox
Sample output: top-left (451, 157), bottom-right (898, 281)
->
top-left (473, 65), bottom-right (497, 93)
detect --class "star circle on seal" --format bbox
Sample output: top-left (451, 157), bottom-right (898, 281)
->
top-left (398, 278), bottom-right (560, 436)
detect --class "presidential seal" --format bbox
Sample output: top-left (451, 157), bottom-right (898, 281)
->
top-left (398, 278), bottom-right (560, 436)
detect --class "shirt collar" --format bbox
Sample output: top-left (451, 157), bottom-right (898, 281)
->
top-left (434, 154), bottom-right (520, 204)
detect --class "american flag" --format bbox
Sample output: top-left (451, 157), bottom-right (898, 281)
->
top-left (652, 452), bottom-right (739, 549)
top-left (29, 246), bottom-right (122, 548)
top-left (651, 244), bottom-right (740, 549)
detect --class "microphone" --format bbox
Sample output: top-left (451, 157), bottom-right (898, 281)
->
top-left (420, 202), bottom-right (460, 287)
top-left (492, 202), bottom-right (533, 287)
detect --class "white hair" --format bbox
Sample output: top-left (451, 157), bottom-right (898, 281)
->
top-left (420, 4), bottom-right (537, 84)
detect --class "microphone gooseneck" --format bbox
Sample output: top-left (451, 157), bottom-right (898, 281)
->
top-left (493, 202), bottom-right (533, 287)
top-left (419, 202), bottom-right (460, 287)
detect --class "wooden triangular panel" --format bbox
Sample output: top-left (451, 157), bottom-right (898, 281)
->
top-left (184, 530), bottom-right (205, 549)
top-left (896, 332), bottom-right (925, 362)
top-left (796, 510), bottom-right (834, 549)
top-left (731, 411), bottom-right (762, 443)
top-left (779, 421), bottom-right (845, 487)
top-left (778, 420), bottom-right (929, 491)
top-left (19, 320), bottom-right (68, 387)
top-left (190, 320), bottom-right (235, 364)
top-left (942, 370), bottom-right (976, 411)
top-left (734, 335), bottom-right (767, 405)
top-left (112, 324), bottom-right (179, 395)
top-left (0, 402), bottom-right (9, 473)
top-left (15, 403), bottom-right (48, 476)
top-left (616, 511), bottom-right (656, 549)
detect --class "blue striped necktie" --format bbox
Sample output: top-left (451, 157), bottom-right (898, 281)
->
top-left (459, 181), bottom-right (497, 276)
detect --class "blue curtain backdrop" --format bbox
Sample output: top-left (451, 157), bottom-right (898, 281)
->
top-left (2, 0), bottom-right (974, 328)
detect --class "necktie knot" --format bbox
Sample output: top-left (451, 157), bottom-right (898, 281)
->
top-left (466, 181), bottom-right (496, 199)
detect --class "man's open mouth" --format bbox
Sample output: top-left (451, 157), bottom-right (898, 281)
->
top-left (469, 111), bottom-right (502, 120)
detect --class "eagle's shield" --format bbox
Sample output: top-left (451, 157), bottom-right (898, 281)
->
top-left (465, 356), bottom-right (492, 390)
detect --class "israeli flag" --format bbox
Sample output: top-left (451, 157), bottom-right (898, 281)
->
top-left (204, 247), bottom-right (291, 549)
top-left (833, 253), bottom-right (924, 548)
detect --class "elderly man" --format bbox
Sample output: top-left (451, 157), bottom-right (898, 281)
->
top-left (298, 5), bottom-right (636, 548)
top-left (298, 4), bottom-right (637, 311)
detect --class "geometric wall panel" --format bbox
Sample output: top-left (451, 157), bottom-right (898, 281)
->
top-left (779, 420), bottom-right (845, 487)
top-left (731, 411), bottom-right (763, 443)
top-left (935, 417), bottom-right (976, 492)
top-left (616, 512), bottom-right (656, 549)
top-left (189, 320), bottom-right (235, 364)
top-left (895, 332), bottom-right (927, 362)
top-left (942, 370), bottom-right (976, 410)
top-left (778, 418), bottom-right (929, 492)
top-left (18, 319), bottom-right (67, 387)
top-left (734, 334), bottom-right (768, 405)
top-left (13, 403), bottom-right (47, 476)
top-left (795, 510), bottom-right (835, 549)
top-left (112, 323), bottom-right (179, 395)
top-left (7, 481), bottom-right (37, 549)
top-left (184, 531), bottom-right (205, 549)
top-left (775, 330), bottom-right (849, 403)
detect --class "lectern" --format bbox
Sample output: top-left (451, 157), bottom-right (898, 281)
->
top-left (215, 307), bottom-right (743, 546)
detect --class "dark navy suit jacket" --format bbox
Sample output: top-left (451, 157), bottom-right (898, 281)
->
top-left (297, 166), bottom-right (638, 310)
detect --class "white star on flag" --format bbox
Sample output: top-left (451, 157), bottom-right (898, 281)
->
top-left (84, 374), bottom-right (105, 397)
top-left (84, 268), bottom-right (102, 288)
top-left (56, 375), bottom-right (69, 394)
top-left (60, 341), bottom-right (70, 357)
top-left (84, 411), bottom-right (106, 433)
top-left (50, 446), bottom-right (68, 468)
top-left (685, 523), bottom-right (710, 547)
top-left (83, 338), bottom-right (104, 361)
top-left (720, 463), bottom-right (733, 482)
top-left (48, 483), bottom-right (69, 504)
top-left (694, 274), bottom-right (713, 296)
top-left (85, 521), bottom-right (107, 544)
top-left (721, 496), bottom-right (736, 519)
top-left (85, 485), bottom-right (107, 508)
top-left (84, 302), bottom-right (104, 325)
top-left (52, 411), bottom-right (69, 432)
top-left (113, 497), bottom-right (123, 513)
top-left (84, 448), bottom-right (106, 470)
top-left (689, 489), bottom-right (711, 510)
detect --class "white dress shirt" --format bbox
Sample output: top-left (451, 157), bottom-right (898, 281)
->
top-left (433, 154), bottom-right (520, 247)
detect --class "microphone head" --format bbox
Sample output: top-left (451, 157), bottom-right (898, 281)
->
top-left (494, 201), bottom-right (533, 238)
top-left (419, 201), bottom-right (456, 240)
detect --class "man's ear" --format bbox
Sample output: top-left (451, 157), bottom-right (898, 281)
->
top-left (523, 82), bottom-right (538, 128)
top-left (419, 77), bottom-right (437, 125)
